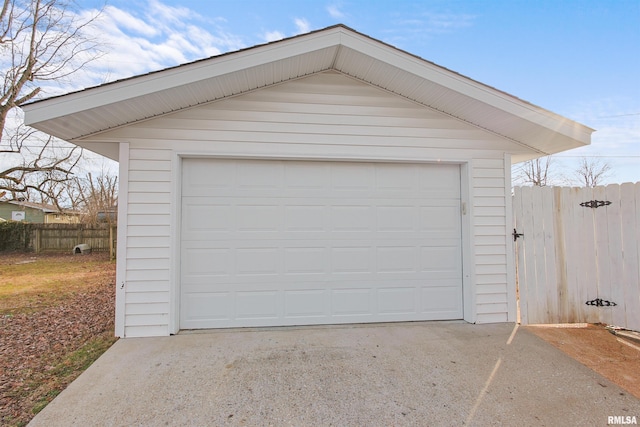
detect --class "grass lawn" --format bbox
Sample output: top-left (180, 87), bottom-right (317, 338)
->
top-left (0, 252), bottom-right (117, 427)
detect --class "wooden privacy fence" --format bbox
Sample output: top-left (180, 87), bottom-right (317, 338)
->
top-left (33, 224), bottom-right (116, 255)
top-left (1, 223), bottom-right (116, 258)
top-left (513, 183), bottom-right (640, 331)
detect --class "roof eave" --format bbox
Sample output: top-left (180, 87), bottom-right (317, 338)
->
top-left (23, 26), bottom-right (347, 126)
top-left (23, 24), bottom-right (593, 161)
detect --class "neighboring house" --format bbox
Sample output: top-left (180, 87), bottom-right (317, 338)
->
top-left (0, 200), bottom-right (80, 224)
top-left (96, 207), bottom-right (118, 223)
top-left (23, 25), bottom-right (593, 338)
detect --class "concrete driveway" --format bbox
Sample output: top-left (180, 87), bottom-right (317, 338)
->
top-left (29, 322), bottom-right (639, 426)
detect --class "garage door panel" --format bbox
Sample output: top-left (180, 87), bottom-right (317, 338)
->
top-left (237, 161), bottom-right (283, 188)
top-left (284, 290), bottom-right (329, 317)
top-left (421, 283), bottom-right (463, 314)
top-left (284, 247), bottom-right (327, 274)
top-left (187, 196), bottom-right (457, 205)
top-left (378, 287), bottom-right (417, 314)
top-left (183, 229), bottom-right (458, 242)
top-left (285, 163), bottom-right (330, 189)
top-left (331, 288), bottom-right (373, 315)
top-left (285, 205), bottom-right (326, 231)
top-left (181, 285), bottom-right (462, 326)
top-left (417, 165), bottom-right (461, 197)
top-left (180, 158), bottom-right (463, 329)
top-left (377, 206), bottom-right (417, 231)
top-left (184, 292), bottom-right (231, 320)
top-left (183, 248), bottom-right (232, 276)
top-left (376, 246), bottom-right (418, 272)
top-left (182, 199), bottom-right (459, 234)
top-left (182, 203), bottom-right (233, 232)
top-left (331, 163), bottom-right (374, 190)
top-left (181, 244), bottom-right (461, 280)
top-left (182, 158), bottom-right (235, 195)
top-left (330, 205), bottom-right (375, 231)
top-left (236, 248), bottom-right (280, 275)
top-left (236, 291), bottom-right (279, 319)
top-left (183, 160), bottom-right (460, 198)
top-left (374, 163), bottom-right (413, 184)
top-left (419, 205), bottom-right (461, 233)
top-left (420, 246), bottom-right (462, 273)
top-left (330, 246), bottom-right (373, 273)
top-left (236, 205), bottom-right (281, 231)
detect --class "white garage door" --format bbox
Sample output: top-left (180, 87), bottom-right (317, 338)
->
top-left (180, 158), bottom-right (463, 329)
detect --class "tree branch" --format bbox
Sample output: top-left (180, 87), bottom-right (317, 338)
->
top-left (1, 0), bottom-right (102, 203)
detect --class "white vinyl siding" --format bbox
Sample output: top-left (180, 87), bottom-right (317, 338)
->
top-left (472, 158), bottom-right (510, 323)
top-left (124, 148), bottom-right (173, 336)
top-left (104, 71), bottom-right (517, 337)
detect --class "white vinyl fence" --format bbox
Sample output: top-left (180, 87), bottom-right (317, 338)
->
top-left (513, 183), bottom-right (640, 331)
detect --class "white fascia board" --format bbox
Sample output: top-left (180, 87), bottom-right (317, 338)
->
top-left (338, 31), bottom-right (593, 145)
top-left (24, 29), bottom-right (345, 126)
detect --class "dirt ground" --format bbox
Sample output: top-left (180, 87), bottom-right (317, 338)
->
top-left (0, 252), bottom-right (116, 427)
top-left (527, 324), bottom-right (640, 399)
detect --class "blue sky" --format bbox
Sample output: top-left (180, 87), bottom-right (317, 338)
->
top-left (68, 0), bottom-right (640, 184)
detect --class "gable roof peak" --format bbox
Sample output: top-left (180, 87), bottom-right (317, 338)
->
top-left (23, 23), bottom-right (592, 162)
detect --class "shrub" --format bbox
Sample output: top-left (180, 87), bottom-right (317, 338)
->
top-left (0, 221), bottom-right (32, 251)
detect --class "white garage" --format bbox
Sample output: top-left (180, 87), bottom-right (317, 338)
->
top-left (23, 25), bottom-right (592, 337)
top-left (180, 158), bottom-right (462, 329)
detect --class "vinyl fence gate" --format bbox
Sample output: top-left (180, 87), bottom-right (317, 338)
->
top-left (513, 183), bottom-right (640, 331)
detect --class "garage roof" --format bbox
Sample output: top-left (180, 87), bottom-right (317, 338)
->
top-left (22, 24), bottom-right (593, 162)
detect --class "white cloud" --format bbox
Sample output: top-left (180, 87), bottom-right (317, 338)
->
top-left (552, 97), bottom-right (640, 184)
top-left (54, 0), bottom-right (248, 94)
top-left (381, 11), bottom-right (477, 48)
top-left (392, 13), bottom-right (475, 37)
top-left (422, 12), bottom-right (475, 33)
top-left (294, 18), bottom-right (311, 34)
top-left (327, 4), bottom-right (345, 19)
top-left (102, 5), bottom-right (158, 37)
top-left (262, 19), bottom-right (313, 44)
top-left (567, 99), bottom-right (640, 148)
top-left (263, 30), bottom-right (286, 42)
top-left (147, 0), bottom-right (194, 25)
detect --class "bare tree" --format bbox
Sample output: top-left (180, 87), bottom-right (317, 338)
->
top-left (69, 171), bottom-right (117, 224)
top-left (0, 0), bottom-right (101, 204)
top-left (1, 122), bottom-right (82, 203)
top-left (574, 157), bottom-right (611, 187)
top-left (513, 156), bottom-right (558, 187)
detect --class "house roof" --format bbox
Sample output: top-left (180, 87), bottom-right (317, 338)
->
top-left (22, 24), bottom-right (593, 163)
top-left (1, 200), bottom-right (81, 216)
top-left (4, 200), bottom-right (61, 213)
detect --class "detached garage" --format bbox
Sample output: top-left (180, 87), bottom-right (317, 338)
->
top-left (23, 25), bottom-right (592, 337)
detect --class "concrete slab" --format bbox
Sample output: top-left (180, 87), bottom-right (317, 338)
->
top-left (29, 322), bottom-right (640, 426)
